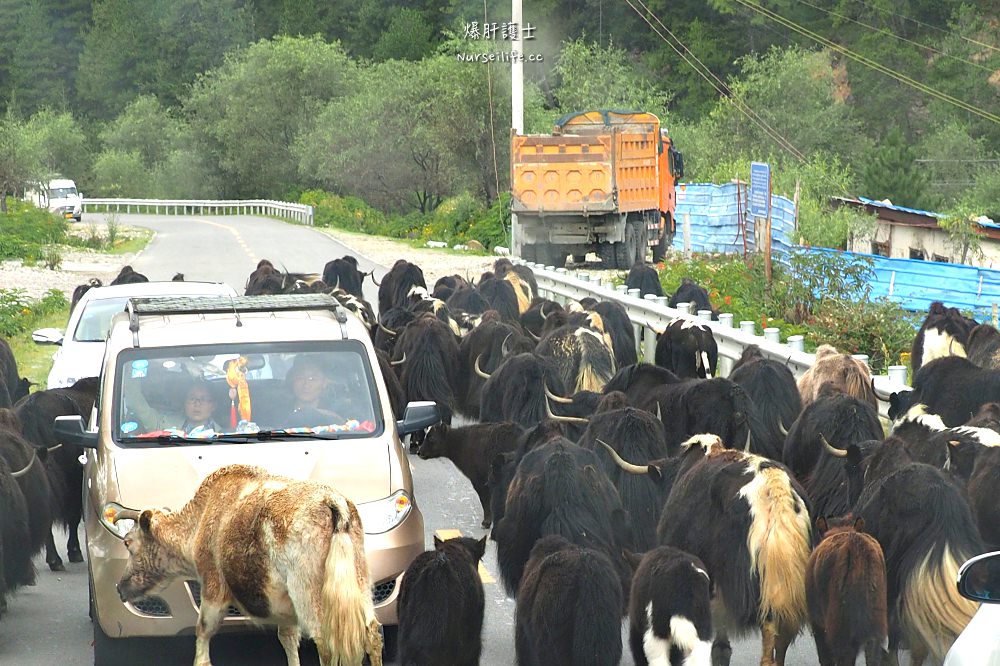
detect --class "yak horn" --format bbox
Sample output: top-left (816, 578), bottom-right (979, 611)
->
top-left (544, 384), bottom-right (574, 404)
top-left (526, 328), bottom-right (540, 341)
top-left (47, 443), bottom-right (63, 453)
top-left (501, 332), bottom-right (514, 357)
top-left (378, 322), bottom-right (398, 337)
top-left (114, 508), bottom-right (142, 523)
top-left (390, 353), bottom-right (407, 366)
top-left (656, 402), bottom-right (662, 422)
top-left (369, 271), bottom-right (381, 286)
top-left (743, 428), bottom-right (752, 453)
top-left (545, 396), bottom-right (590, 424)
top-left (10, 451), bottom-right (36, 478)
top-left (474, 354), bottom-right (492, 379)
top-left (778, 420), bottom-right (789, 436)
top-left (820, 433), bottom-right (848, 458)
top-left (597, 439), bottom-right (648, 475)
top-left (540, 303), bottom-right (552, 319)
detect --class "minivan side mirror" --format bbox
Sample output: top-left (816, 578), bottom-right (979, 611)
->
top-left (396, 401), bottom-right (440, 435)
top-left (54, 415), bottom-right (98, 449)
top-left (957, 551), bottom-right (1000, 604)
top-left (33, 327), bottom-right (64, 346)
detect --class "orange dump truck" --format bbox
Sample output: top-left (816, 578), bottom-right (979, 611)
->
top-left (511, 110), bottom-right (684, 269)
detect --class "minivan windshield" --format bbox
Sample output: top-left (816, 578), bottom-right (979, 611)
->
top-left (49, 186), bottom-right (78, 198)
top-left (114, 341), bottom-right (381, 445)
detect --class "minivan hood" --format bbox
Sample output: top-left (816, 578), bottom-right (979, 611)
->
top-left (113, 439), bottom-right (391, 511)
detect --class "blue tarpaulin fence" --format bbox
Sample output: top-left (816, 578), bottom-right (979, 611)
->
top-left (672, 183), bottom-right (1000, 320)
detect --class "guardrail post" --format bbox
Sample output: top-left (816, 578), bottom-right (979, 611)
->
top-left (888, 365), bottom-right (908, 385)
top-left (718, 313), bottom-right (734, 328)
top-left (642, 295), bottom-right (659, 362)
top-left (764, 327), bottom-right (780, 344)
top-left (740, 321), bottom-right (756, 335)
top-left (655, 296), bottom-right (669, 307)
top-left (787, 334), bottom-right (805, 352)
top-left (697, 309), bottom-right (713, 321)
top-left (627, 288), bottom-right (641, 300)
top-left (851, 354), bottom-right (869, 366)
top-left (676, 302), bottom-right (691, 315)
top-left (615, 285), bottom-right (627, 295)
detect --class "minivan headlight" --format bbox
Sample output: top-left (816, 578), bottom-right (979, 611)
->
top-left (355, 490), bottom-right (412, 534)
top-left (101, 502), bottom-right (137, 539)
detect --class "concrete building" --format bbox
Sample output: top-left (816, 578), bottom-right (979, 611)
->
top-left (834, 196), bottom-right (1000, 269)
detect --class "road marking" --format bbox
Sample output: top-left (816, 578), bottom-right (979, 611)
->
top-left (434, 529), bottom-right (496, 583)
top-left (194, 218), bottom-right (258, 264)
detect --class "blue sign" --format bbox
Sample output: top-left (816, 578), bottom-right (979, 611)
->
top-left (749, 162), bottom-right (770, 218)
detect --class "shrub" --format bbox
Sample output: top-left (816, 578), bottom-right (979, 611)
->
top-left (0, 289), bottom-right (68, 338)
top-left (41, 245), bottom-right (63, 270)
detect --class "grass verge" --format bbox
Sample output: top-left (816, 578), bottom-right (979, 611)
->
top-left (9, 305), bottom-right (70, 389)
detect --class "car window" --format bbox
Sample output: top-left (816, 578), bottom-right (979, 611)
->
top-left (113, 341), bottom-right (382, 446)
top-left (49, 187), bottom-right (78, 198)
top-left (74, 297), bottom-right (130, 342)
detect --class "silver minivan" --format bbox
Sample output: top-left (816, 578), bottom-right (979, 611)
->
top-left (56, 294), bottom-right (436, 664)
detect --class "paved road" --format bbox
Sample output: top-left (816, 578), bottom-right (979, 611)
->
top-left (0, 213), bottom-right (845, 664)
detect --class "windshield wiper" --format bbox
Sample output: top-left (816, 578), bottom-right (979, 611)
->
top-left (211, 430), bottom-right (344, 442)
top-left (119, 434), bottom-right (214, 445)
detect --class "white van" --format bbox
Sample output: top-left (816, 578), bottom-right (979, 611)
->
top-left (24, 177), bottom-right (83, 221)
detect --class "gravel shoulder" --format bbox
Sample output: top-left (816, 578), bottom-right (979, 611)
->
top-left (0, 222), bottom-right (150, 301)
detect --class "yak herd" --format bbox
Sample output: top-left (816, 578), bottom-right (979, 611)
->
top-left (1, 252), bottom-right (997, 666)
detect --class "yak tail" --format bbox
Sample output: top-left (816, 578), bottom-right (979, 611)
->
top-left (744, 466), bottom-right (811, 636)
top-left (700, 351), bottom-right (712, 378)
top-left (901, 545), bottom-right (978, 662)
top-left (571, 551), bottom-right (624, 666)
top-left (575, 339), bottom-right (614, 393)
top-left (320, 506), bottom-right (381, 666)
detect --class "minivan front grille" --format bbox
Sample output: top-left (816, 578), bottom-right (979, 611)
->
top-left (186, 577), bottom-right (398, 612)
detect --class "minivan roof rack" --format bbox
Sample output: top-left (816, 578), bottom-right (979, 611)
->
top-left (125, 294), bottom-right (350, 343)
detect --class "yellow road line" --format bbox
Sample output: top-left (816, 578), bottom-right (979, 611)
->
top-left (434, 529), bottom-right (496, 583)
top-left (194, 218), bottom-right (258, 264)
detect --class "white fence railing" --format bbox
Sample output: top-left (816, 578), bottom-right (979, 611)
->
top-left (82, 198), bottom-right (313, 226)
top-left (515, 260), bottom-right (910, 420)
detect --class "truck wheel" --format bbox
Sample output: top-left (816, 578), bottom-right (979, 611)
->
top-left (630, 219), bottom-right (647, 266)
top-left (597, 241), bottom-right (631, 270)
top-left (533, 244), bottom-right (565, 268)
top-left (652, 230), bottom-right (671, 262)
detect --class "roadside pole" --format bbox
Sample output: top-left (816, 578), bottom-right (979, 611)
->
top-left (511, 0), bottom-right (523, 257)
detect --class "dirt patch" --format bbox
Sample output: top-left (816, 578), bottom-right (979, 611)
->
top-left (0, 222), bottom-right (149, 301)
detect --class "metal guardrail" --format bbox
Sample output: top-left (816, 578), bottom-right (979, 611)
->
top-left (82, 198), bottom-right (314, 226)
top-left (515, 259), bottom-right (911, 420)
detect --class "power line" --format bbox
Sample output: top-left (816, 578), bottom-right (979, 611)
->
top-left (730, 0), bottom-right (1000, 126)
top-left (845, 0), bottom-right (1000, 56)
top-left (793, 0), bottom-right (995, 73)
top-left (621, 0), bottom-right (809, 164)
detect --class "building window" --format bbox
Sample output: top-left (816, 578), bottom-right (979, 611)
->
top-left (872, 241), bottom-right (890, 257)
top-left (909, 248), bottom-right (925, 260)
top-left (932, 254), bottom-right (950, 263)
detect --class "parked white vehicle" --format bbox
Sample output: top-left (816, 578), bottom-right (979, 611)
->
top-left (24, 177), bottom-right (84, 221)
top-left (944, 551), bottom-right (1000, 666)
top-left (33, 281), bottom-right (238, 389)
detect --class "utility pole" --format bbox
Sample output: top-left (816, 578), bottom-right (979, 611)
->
top-left (511, 0), bottom-right (523, 257)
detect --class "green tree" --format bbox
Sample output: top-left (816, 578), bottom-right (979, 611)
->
top-left (24, 110), bottom-right (89, 185)
top-left (915, 121), bottom-right (990, 209)
top-left (0, 111), bottom-right (42, 212)
top-left (552, 38), bottom-right (672, 117)
top-left (186, 35), bottom-right (357, 197)
top-left (6, 2), bottom-right (65, 114)
top-left (100, 95), bottom-right (184, 167)
top-left (373, 8), bottom-right (436, 62)
top-left (861, 127), bottom-right (930, 209)
top-left (77, 0), bottom-right (252, 119)
top-left (298, 52), bottom-right (513, 211)
top-left (939, 204), bottom-right (985, 264)
top-left (91, 149), bottom-right (150, 197)
top-left (151, 148), bottom-right (218, 198)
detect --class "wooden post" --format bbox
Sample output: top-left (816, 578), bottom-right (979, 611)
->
top-left (792, 179), bottom-right (800, 232)
top-left (764, 178), bottom-right (773, 287)
top-left (993, 303), bottom-right (997, 328)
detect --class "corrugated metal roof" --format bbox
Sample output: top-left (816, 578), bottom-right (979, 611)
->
top-left (856, 196), bottom-right (943, 219)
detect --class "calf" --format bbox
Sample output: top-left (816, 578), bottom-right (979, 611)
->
top-left (515, 535), bottom-right (623, 666)
top-left (798, 345), bottom-right (876, 410)
top-left (398, 535), bottom-right (487, 666)
top-left (115, 464), bottom-right (382, 666)
top-left (418, 422), bottom-right (525, 528)
top-left (625, 263), bottom-right (664, 298)
top-left (628, 546), bottom-right (713, 666)
top-left (669, 278), bottom-right (718, 319)
top-left (806, 517), bottom-right (888, 666)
